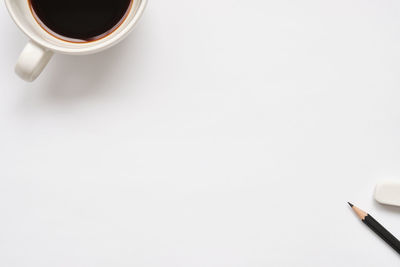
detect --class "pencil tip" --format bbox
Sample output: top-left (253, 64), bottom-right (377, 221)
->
top-left (348, 202), bottom-right (354, 207)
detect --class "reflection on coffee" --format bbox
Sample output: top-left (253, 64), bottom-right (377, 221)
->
top-left (29, 0), bottom-right (132, 42)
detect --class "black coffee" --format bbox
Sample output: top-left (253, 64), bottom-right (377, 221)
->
top-left (29, 0), bottom-right (132, 42)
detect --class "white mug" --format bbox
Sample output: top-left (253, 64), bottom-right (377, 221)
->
top-left (5, 0), bottom-right (147, 82)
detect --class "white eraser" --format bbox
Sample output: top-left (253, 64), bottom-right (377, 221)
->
top-left (374, 181), bottom-right (400, 207)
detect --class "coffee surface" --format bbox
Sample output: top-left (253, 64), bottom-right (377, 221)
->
top-left (29, 0), bottom-right (132, 42)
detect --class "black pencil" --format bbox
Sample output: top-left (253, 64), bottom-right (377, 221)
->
top-left (348, 202), bottom-right (400, 255)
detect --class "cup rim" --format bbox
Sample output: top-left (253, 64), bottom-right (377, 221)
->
top-left (5, 0), bottom-right (147, 55)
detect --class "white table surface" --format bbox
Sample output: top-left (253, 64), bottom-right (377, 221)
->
top-left (1, 0), bottom-right (400, 266)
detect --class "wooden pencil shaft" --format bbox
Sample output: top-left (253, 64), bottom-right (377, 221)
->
top-left (363, 215), bottom-right (400, 255)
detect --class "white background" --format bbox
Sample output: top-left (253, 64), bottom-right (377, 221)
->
top-left (1, 0), bottom-right (400, 266)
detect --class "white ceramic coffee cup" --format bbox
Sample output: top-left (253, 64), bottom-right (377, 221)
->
top-left (5, 0), bottom-right (147, 82)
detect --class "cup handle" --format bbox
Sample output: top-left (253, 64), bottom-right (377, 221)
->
top-left (15, 41), bottom-right (53, 82)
